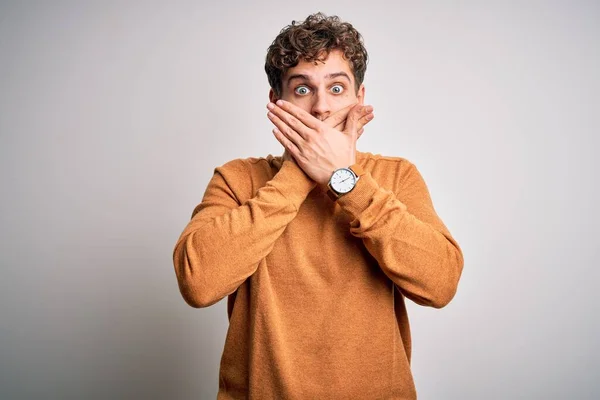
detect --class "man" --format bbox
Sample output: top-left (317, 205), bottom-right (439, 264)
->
top-left (173, 12), bottom-right (463, 399)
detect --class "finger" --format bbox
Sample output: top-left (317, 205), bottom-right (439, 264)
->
top-left (267, 111), bottom-right (305, 148)
top-left (343, 104), bottom-right (363, 137)
top-left (356, 105), bottom-right (374, 121)
top-left (328, 104), bottom-right (373, 131)
top-left (267, 103), bottom-right (313, 140)
top-left (273, 128), bottom-right (300, 158)
top-left (357, 127), bottom-right (365, 139)
top-left (323, 102), bottom-right (355, 128)
top-left (348, 105), bottom-right (374, 133)
top-left (272, 99), bottom-right (321, 130)
top-left (356, 110), bottom-right (374, 132)
top-left (334, 120), bottom-right (345, 131)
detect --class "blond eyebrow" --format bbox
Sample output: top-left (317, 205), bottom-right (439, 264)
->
top-left (286, 71), bottom-right (352, 86)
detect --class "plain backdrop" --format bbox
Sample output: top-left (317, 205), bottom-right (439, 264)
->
top-left (1, 1), bottom-right (598, 399)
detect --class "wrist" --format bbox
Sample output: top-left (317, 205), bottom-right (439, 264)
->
top-left (326, 163), bottom-right (365, 200)
top-left (323, 154), bottom-right (357, 184)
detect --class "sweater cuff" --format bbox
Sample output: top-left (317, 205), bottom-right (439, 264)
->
top-left (268, 160), bottom-right (317, 210)
top-left (336, 172), bottom-right (381, 219)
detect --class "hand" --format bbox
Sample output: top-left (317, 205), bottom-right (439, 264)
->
top-left (280, 103), bottom-right (374, 165)
top-left (267, 99), bottom-right (369, 185)
top-left (322, 102), bottom-right (374, 139)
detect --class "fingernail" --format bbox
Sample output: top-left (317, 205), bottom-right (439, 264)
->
top-left (276, 100), bottom-right (284, 106)
top-left (267, 103), bottom-right (274, 110)
top-left (267, 111), bottom-right (274, 118)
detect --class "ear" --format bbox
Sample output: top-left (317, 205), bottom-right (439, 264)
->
top-left (356, 84), bottom-right (365, 105)
top-left (269, 88), bottom-right (278, 103)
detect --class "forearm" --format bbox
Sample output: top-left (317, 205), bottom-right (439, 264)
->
top-left (173, 161), bottom-right (315, 308)
top-left (338, 170), bottom-right (464, 308)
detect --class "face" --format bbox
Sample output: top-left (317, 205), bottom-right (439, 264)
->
top-left (269, 49), bottom-right (365, 121)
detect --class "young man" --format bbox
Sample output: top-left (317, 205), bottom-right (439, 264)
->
top-left (173, 13), bottom-right (463, 399)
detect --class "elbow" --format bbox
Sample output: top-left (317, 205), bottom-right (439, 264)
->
top-left (415, 275), bottom-right (459, 309)
top-left (430, 249), bottom-right (464, 309)
top-left (179, 285), bottom-right (220, 308)
top-left (428, 283), bottom-right (458, 309)
top-left (403, 280), bottom-right (458, 309)
top-left (411, 250), bottom-right (463, 309)
top-left (173, 234), bottom-right (223, 309)
top-left (176, 268), bottom-right (224, 308)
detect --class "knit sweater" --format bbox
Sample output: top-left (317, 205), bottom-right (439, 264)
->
top-left (173, 151), bottom-right (464, 399)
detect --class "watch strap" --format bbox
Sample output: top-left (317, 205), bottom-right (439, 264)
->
top-left (327, 186), bottom-right (339, 201)
top-left (349, 163), bottom-right (365, 177)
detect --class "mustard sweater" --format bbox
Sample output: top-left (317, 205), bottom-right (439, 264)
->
top-left (173, 151), bottom-right (464, 399)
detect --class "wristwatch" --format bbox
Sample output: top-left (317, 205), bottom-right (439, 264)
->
top-left (327, 163), bottom-right (366, 201)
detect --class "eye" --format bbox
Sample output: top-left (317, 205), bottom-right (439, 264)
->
top-left (294, 86), bottom-right (311, 96)
top-left (330, 84), bottom-right (344, 94)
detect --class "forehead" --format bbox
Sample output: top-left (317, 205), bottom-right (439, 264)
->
top-left (283, 49), bottom-right (354, 83)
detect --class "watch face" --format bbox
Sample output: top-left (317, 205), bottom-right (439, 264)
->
top-left (330, 168), bottom-right (357, 194)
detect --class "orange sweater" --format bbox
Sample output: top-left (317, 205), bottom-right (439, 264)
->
top-left (173, 151), bottom-right (463, 399)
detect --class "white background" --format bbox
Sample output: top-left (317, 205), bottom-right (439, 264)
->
top-left (1, 1), bottom-right (598, 399)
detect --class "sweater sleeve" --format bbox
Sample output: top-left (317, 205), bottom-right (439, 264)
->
top-left (173, 159), bottom-right (316, 308)
top-left (336, 162), bottom-right (464, 308)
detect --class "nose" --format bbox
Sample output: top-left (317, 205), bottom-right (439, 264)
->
top-left (310, 91), bottom-right (331, 121)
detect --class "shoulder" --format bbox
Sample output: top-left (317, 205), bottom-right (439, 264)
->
top-left (358, 150), bottom-right (413, 166)
top-left (213, 154), bottom-right (280, 201)
top-left (358, 151), bottom-right (417, 182)
top-left (215, 154), bottom-right (279, 176)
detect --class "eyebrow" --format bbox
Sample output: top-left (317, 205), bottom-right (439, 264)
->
top-left (286, 71), bottom-right (352, 86)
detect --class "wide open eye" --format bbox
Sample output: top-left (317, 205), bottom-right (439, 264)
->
top-left (330, 84), bottom-right (344, 94)
top-left (294, 86), bottom-right (311, 96)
